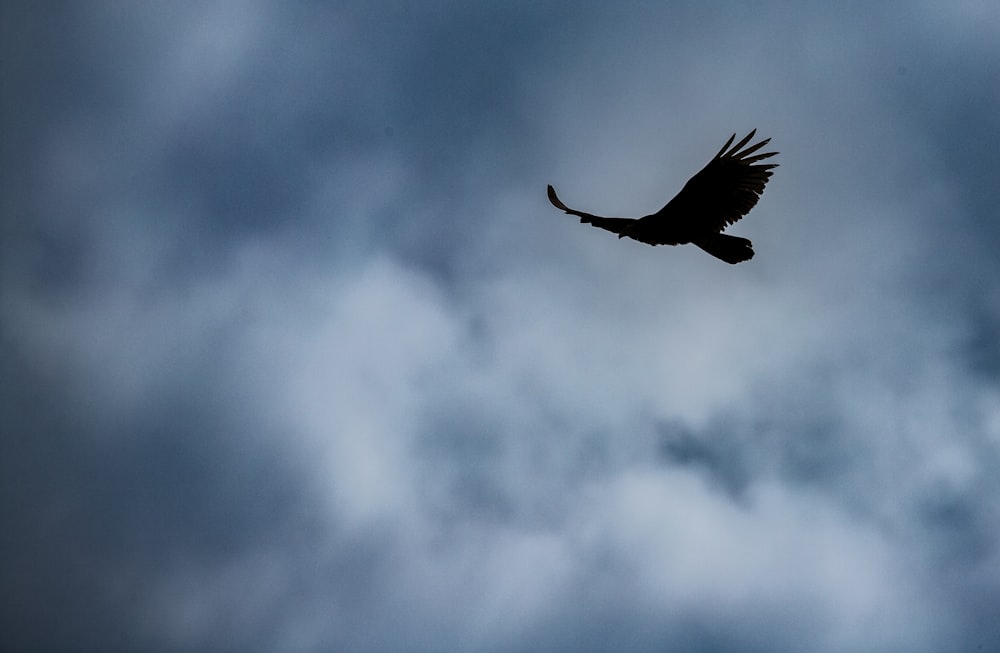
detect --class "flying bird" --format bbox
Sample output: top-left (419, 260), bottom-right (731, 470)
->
top-left (547, 130), bottom-right (778, 263)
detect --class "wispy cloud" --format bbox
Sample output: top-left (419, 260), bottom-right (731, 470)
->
top-left (3, 2), bottom-right (999, 652)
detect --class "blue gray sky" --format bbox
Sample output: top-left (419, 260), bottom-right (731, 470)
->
top-left (3, 2), bottom-right (1000, 651)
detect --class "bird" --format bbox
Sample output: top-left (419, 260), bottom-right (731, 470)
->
top-left (547, 130), bottom-right (778, 264)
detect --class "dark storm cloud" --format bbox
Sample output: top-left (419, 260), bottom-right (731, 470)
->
top-left (3, 1), bottom-right (1000, 652)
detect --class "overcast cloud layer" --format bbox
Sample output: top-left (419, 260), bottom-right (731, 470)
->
top-left (3, 2), bottom-right (1000, 651)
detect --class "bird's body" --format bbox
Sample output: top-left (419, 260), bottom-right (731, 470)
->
top-left (547, 130), bottom-right (778, 263)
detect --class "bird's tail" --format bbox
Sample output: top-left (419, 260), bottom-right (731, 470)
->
top-left (693, 234), bottom-right (754, 264)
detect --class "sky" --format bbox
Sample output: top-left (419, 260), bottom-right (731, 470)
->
top-left (2, 1), bottom-right (1000, 651)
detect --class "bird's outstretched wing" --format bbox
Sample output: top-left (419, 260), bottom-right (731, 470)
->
top-left (546, 185), bottom-right (636, 236)
top-left (653, 129), bottom-right (778, 233)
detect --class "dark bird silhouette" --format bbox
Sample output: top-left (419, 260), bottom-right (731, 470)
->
top-left (547, 130), bottom-right (778, 263)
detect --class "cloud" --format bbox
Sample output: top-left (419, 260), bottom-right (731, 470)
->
top-left (3, 2), bottom-right (1000, 652)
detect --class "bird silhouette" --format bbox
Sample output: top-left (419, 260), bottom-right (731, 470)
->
top-left (547, 130), bottom-right (778, 263)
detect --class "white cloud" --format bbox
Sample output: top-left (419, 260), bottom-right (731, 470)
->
top-left (5, 2), bottom-right (1000, 651)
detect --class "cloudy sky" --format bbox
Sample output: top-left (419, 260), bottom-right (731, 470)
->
top-left (3, 2), bottom-right (1000, 651)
